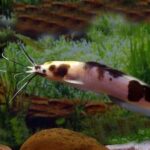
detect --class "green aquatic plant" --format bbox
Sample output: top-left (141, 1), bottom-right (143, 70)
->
top-left (14, 0), bottom-right (41, 5)
top-left (122, 0), bottom-right (138, 6)
top-left (58, 0), bottom-right (81, 2)
top-left (0, 0), bottom-right (41, 17)
top-left (16, 34), bottom-right (46, 52)
top-left (0, 46), bottom-right (30, 149)
top-left (0, 0), bottom-right (13, 17)
top-left (0, 29), bottom-right (15, 43)
top-left (0, 108), bottom-right (30, 149)
top-left (60, 104), bottom-right (150, 144)
top-left (127, 29), bottom-right (150, 84)
top-left (0, 29), bottom-right (16, 53)
top-left (0, 13), bottom-right (150, 148)
top-left (79, 108), bottom-right (150, 144)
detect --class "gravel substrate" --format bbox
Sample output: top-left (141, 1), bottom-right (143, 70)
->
top-left (107, 141), bottom-right (150, 150)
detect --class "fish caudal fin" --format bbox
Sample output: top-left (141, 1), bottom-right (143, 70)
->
top-left (109, 96), bottom-right (150, 117)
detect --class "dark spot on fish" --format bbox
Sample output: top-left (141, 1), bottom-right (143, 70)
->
top-left (143, 85), bottom-right (150, 102)
top-left (97, 67), bottom-right (105, 79)
top-left (109, 78), bottom-right (112, 81)
top-left (107, 68), bottom-right (125, 78)
top-left (128, 80), bottom-right (144, 102)
top-left (85, 62), bottom-right (105, 79)
top-left (42, 69), bottom-right (46, 73)
top-left (85, 61), bottom-right (107, 69)
top-left (49, 65), bottom-right (56, 71)
top-left (85, 61), bottom-right (125, 79)
top-left (35, 65), bottom-right (41, 70)
top-left (54, 64), bottom-right (70, 78)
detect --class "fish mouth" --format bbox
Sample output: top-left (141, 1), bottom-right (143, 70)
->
top-left (26, 66), bottom-right (46, 77)
top-left (26, 66), bottom-right (35, 73)
top-left (36, 72), bottom-right (47, 77)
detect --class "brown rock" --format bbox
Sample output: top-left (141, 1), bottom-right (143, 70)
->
top-left (0, 145), bottom-right (12, 150)
top-left (20, 128), bottom-right (108, 150)
top-left (85, 102), bottom-right (109, 115)
top-left (28, 98), bottom-right (74, 118)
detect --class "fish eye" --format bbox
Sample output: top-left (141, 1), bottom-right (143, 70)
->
top-left (42, 69), bottom-right (46, 73)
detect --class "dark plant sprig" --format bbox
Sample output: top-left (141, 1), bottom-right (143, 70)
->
top-left (0, 0), bottom-right (13, 18)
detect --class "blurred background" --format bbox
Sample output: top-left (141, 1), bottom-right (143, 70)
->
top-left (0, 0), bottom-right (150, 149)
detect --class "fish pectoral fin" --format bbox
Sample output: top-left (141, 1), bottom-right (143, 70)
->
top-left (64, 79), bottom-right (84, 85)
top-left (109, 96), bottom-right (150, 117)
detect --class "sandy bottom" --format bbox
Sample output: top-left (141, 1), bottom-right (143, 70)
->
top-left (107, 141), bottom-right (150, 150)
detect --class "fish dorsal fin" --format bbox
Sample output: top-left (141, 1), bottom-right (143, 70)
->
top-left (64, 79), bottom-right (84, 85)
top-left (109, 96), bottom-right (150, 117)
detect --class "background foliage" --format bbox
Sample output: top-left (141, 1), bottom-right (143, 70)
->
top-left (0, 13), bottom-right (150, 149)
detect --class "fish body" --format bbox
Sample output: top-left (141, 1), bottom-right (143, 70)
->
top-left (28, 61), bottom-right (150, 116)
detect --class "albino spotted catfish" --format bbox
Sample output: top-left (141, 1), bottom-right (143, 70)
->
top-left (3, 45), bottom-right (150, 116)
top-left (27, 61), bottom-right (150, 116)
